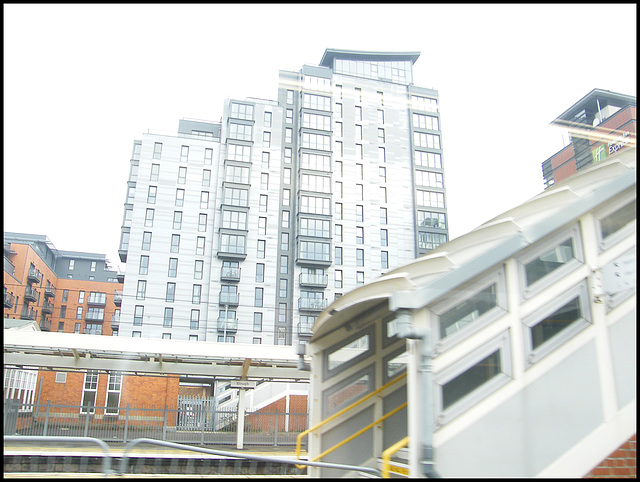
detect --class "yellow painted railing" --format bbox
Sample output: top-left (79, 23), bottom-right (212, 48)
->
top-left (382, 436), bottom-right (409, 478)
top-left (295, 372), bottom-right (407, 469)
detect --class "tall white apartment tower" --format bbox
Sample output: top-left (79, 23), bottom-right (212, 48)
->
top-left (117, 49), bottom-right (448, 346)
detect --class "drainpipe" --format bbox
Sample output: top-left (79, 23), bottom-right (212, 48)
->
top-left (395, 309), bottom-right (439, 478)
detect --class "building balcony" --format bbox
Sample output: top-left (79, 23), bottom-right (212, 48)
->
top-left (217, 318), bottom-right (238, 332)
top-left (27, 267), bottom-right (42, 284)
top-left (297, 322), bottom-right (314, 337)
top-left (85, 313), bottom-right (105, 322)
top-left (113, 291), bottom-right (123, 306)
top-left (20, 307), bottom-right (36, 321)
top-left (87, 297), bottom-right (106, 307)
top-left (219, 292), bottom-right (240, 305)
top-left (42, 300), bottom-right (54, 315)
top-left (44, 284), bottom-right (56, 299)
top-left (221, 267), bottom-right (241, 281)
top-left (216, 249), bottom-right (247, 261)
top-left (83, 327), bottom-right (103, 335)
top-left (298, 298), bottom-right (328, 311)
top-left (4, 292), bottom-right (15, 309)
top-left (296, 256), bottom-right (332, 268)
top-left (39, 319), bottom-right (51, 332)
top-left (299, 273), bottom-right (328, 287)
top-left (24, 286), bottom-right (39, 303)
top-left (111, 314), bottom-right (120, 324)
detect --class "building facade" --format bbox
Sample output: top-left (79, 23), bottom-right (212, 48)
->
top-left (117, 49), bottom-right (449, 345)
top-left (542, 89), bottom-right (636, 187)
top-left (3, 232), bottom-right (123, 335)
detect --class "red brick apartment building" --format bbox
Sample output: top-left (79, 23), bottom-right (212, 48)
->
top-left (542, 89), bottom-right (636, 187)
top-left (4, 232), bottom-right (180, 421)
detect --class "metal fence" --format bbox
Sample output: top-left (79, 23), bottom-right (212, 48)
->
top-left (4, 398), bottom-right (308, 447)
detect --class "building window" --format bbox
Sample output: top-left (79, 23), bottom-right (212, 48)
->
top-left (142, 231), bottom-right (152, 251)
top-left (284, 147), bottom-right (292, 164)
top-left (57, 322), bottom-right (64, 332)
top-left (170, 234), bottom-right (180, 254)
top-left (166, 282), bottom-right (176, 302)
top-left (435, 331), bottom-right (511, 426)
top-left (202, 169), bottom-right (211, 187)
top-left (263, 131), bottom-right (271, 147)
top-left (163, 307), bottom-right (173, 328)
top-left (279, 279), bottom-right (288, 298)
top-left (200, 191), bottom-right (209, 209)
top-left (356, 226), bottom-right (364, 244)
top-left (62, 289), bottom-right (69, 302)
top-left (335, 121), bottom-right (343, 137)
top-left (175, 188), bottom-right (185, 207)
top-left (286, 108), bottom-right (293, 123)
top-left (257, 240), bottom-right (266, 258)
top-left (196, 236), bottom-right (205, 256)
top-left (254, 288), bottom-right (263, 307)
top-left (81, 370), bottom-right (99, 413)
top-left (192, 284), bottom-right (202, 304)
top-left (256, 263), bottom-right (265, 283)
top-left (280, 232), bottom-right (289, 251)
top-left (78, 291), bottom-right (85, 303)
top-left (280, 255), bottom-right (288, 274)
top-left (356, 124), bottom-right (363, 140)
top-left (380, 229), bottom-right (388, 247)
top-left (147, 186), bottom-right (157, 204)
top-left (180, 145), bottom-right (189, 162)
top-left (173, 211), bottom-right (182, 230)
top-left (60, 305), bottom-right (67, 318)
top-left (596, 198), bottom-right (635, 251)
top-left (419, 232), bottom-right (447, 250)
top-left (204, 148), bottom-right (213, 165)
top-left (335, 102), bottom-right (343, 117)
top-left (168, 258), bottom-right (178, 277)
top-left (133, 305), bottom-right (143, 325)
top-left (136, 280), bottom-right (146, 300)
top-left (414, 132), bottom-right (441, 149)
top-left (335, 270), bottom-right (343, 289)
top-left (194, 260), bottom-right (204, 280)
top-left (381, 251), bottom-right (389, 269)
top-left (356, 271), bottom-right (365, 284)
top-left (90, 261), bottom-right (97, 272)
top-left (220, 233), bottom-right (246, 254)
top-left (229, 122), bottom-right (253, 141)
top-left (132, 331), bottom-right (141, 338)
top-left (355, 105), bottom-right (362, 121)
top-left (222, 210), bottom-right (247, 230)
top-left (335, 246), bottom-right (342, 265)
top-left (264, 111), bottom-right (272, 127)
top-left (74, 322), bottom-right (80, 333)
top-left (190, 310), bottom-right (200, 329)
top-left (356, 249), bottom-right (364, 267)
top-left (144, 208), bottom-right (154, 227)
top-left (151, 163), bottom-right (160, 181)
top-left (284, 167), bottom-right (292, 184)
top-left (253, 312), bottom-right (263, 332)
top-left (153, 142), bottom-right (162, 160)
top-left (177, 166), bottom-right (187, 184)
top-left (413, 113), bottom-right (439, 130)
top-left (231, 102), bottom-right (254, 120)
top-left (198, 213), bottom-right (207, 232)
top-left (76, 307), bottom-right (83, 319)
top-left (286, 89), bottom-right (294, 104)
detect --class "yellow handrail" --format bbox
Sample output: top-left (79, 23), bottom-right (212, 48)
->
top-left (382, 436), bottom-right (409, 478)
top-left (295, 372), bottom-right (407, 469)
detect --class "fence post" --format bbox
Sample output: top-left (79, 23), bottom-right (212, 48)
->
top-left (43, 401), bottom-right (50, 436)
top-left (200, 401), bottom-right (205, 446)
top-left (274, 409), bottom-right (278, 447)
top-left (84, 402), bottom-right (92, 437)
top-left (123, 404), bottom-right (129, 443)
top-left (163, 405), bottom-right (168, 441)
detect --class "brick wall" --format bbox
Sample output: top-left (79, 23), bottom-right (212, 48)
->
top-left (584, 434), bottom-right (637, 478)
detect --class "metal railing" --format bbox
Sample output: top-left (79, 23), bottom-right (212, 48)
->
top-left (382, 436), bottom-right (409, 478)
top-left (295, 372), bottom-right (407, 468)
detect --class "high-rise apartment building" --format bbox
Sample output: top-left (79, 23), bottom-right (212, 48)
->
top-left (542, 89), bottom-right (636, 187)
top-left (117, 49), bottom-right (449, 345)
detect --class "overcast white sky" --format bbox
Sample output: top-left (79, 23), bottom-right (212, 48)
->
top-left (4, 4), bottom-right (637, 272)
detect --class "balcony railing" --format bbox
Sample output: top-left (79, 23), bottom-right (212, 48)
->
top-left (20, 307), bottom-right (36, 321)
top-left (217, 318), bottom-right (238, 332)
top-left (114, 291), bottom-right (123, 306)
top-left (4, 292), bottom-right (15, 309)
top-left (27, 267), bottom-right (42, 284)
top-left (42, 300), bottom-right (54, 314)
top-left (298, 298), bottom-right (328, 311)
top-left (83, 327), bottom-right (103, 335)
top-left (111, 314), bottom-right (120, 324)
top-left (219, 292), bottom-right (240, 305)
top-left (24, 286), bottom-right (39, 303)
top-left (85, 313), bottom-right (105, 322)
top-left (39, 319), bottom-right (51, 332)
top-left (44, 284), bottom-right (56, 298)
top-left (87, 296), bottom-right (106, 306)
top-left (299, 273), bottom-right (328, 287)
top-left (298, 322), bottom-right (314, 336)
top-left (220, 266), bottom-right (241, 281)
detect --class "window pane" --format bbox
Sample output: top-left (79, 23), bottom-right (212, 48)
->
top-left (524, 238), bottom-right (575, 286)
top-left (530, 296), bottom-right (581, 350)
top-left (442, 350), bottom-right (501, 410)
top-left (327, 374), bottom-right (370, 413)
top-left (328, 334), bottom-right (369, 370)
top-left (439, 283), bottom-right (497, 338)
top-left (600, 201), bottom-right (635, 240)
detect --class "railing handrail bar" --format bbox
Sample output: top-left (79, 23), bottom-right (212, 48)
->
top-left (4, 435), bottom-right (112, 475)
top-left (382, 436), bottom-right (409, 478)
top-left (295, 371), bottom-right (407, 465)
top-left (119, 437), bottom-right (380, 477)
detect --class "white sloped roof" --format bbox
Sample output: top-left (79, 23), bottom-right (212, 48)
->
top-left (313, 148), bottom-right (636, 340)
